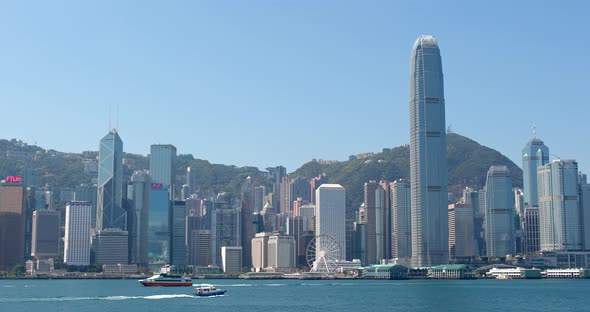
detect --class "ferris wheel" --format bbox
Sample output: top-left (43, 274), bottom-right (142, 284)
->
top-left (306, 235), bottom-right (343, 273)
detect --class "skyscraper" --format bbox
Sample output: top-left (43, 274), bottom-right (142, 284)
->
top-left (267, 235), bottom-right (296, 271)
top-left (149, 144), bottom-right (177, 197)
top-left (267, 166), bottom-right (286, 211)
top-left (148, 183), bottom-right (170, 267)
top-left (170, 200), bottom-right (187, 266)
top-left (409, 35), bottom-right (448, 266)
top-left (127, 171), bottom-right (150, 267)
top-left (97, 129), bottom-right (125, 231)
top-left (240, 177), bottom-right (255, 268)
top-left (538, 160), bottom-right (582, 251)
top-left (74, 184), bottom-right (98, 229)
top-left (211, 193), bottom-right (241, 265)
top-left (522, 207), bottom-right (540, 254)
top-left (448, 203), bottom-right (475, 258)
top-left (315, 184), bottom-right (346, 260)
top-left (391, 179), bottom-right (412, 259)
top-left (64, 201), bottom-right (92, 266)
top-left (579, 174), bottom-right (590, 251)
top-left (522, 137), bottom-right (549, 208)
top-left (31, 210), bottom-right (60, 259)
top-left (0, 179), bottom-right (26, 269)
top-left (93, 229), bottom-right (129, 265)
top-left (484, 166), bottom-right (515, 257)
top-left (363, 181), bottom-right (386, 265)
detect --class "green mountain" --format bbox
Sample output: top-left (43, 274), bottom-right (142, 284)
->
top-left (291, 132), bottom-right (522, 212)
top-left (0, 139), bottom-right (271, 201)
top-left (0, 133), bottom-right (521, 213)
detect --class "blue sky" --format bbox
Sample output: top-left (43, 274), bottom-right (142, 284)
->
top-left (1, 1), bottom-right (588, 174)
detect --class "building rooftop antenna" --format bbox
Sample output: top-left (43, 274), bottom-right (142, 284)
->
top-left (532, 124), bottom-right (537, 139)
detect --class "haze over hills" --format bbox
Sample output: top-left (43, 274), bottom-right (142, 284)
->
top-left (0, 133), bottom-right (522, 211)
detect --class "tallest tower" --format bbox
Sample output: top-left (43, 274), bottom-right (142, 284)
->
top-left (409, 35), bottom-right (448, 266)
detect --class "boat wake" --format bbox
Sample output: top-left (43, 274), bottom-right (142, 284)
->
top-left (105, 294), bottom-right (193, 300)
top-left (0, 294), bottom-right (194, 303)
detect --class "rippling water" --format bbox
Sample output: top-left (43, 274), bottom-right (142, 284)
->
top-left (0, 278), bottom-right (588, 312)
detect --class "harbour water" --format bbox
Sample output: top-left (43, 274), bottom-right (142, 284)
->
top-left (0, 279), bottom-right (587, 312)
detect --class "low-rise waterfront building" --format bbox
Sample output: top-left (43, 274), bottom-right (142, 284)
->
top-left (102, 264), bottom-right (139, 275)
top-left (486, 267), bottom-right (542, 279)
top-left (543, 268), bottom-right (590, 278)
top-left (428, 264), bottom-right (474, 279)
top-left (360, 264), bottom-right (409, 280)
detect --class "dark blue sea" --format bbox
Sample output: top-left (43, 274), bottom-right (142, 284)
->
top-left (0, 278), bottom-right (587, 312)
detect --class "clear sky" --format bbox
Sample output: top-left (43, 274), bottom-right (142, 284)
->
top-left (1, 1), bottom-right (588, 174)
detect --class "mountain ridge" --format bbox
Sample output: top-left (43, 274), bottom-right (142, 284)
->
top-left (0, 133), bottom-right (522, 211)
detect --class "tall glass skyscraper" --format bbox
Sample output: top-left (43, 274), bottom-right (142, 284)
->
top-left (538, 160), bottom-right (582, 251)
top-left (484, 166), bottom-right (515, 257)
top-left (148, 183), bottom-right (170, 267)
top-left (409, 35), bottom-right (448, 266)
top-left (127, 170), bottom-right (150, 267)
top-left (97, 129), bottom-right (125, 231)
top-left (522, 137), bottom-right (549, 207)
top-left (149, 144), bottom-right (177, 193)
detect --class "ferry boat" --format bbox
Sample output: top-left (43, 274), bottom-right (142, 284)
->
top-left (495, 274), bottom-right (512, 280)
top-left (194, 284), bottom-right (227, 297)
top-left (139, 273), bottom-right (193, 286)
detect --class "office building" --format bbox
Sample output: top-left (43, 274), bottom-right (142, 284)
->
top-left (267, 166), bottom-right (286, 213)
top-left (221, 246), bottom-right (242, 273)
top-left (64, 201), bottom-right (92, 266)
top-left (579, 178), bottom-right (590, 251)
top-left (97, 129), bottom-right (125, 231)
top-left (522, 207), bottom-right (540, 254)
top-left (31, 210), bottom-right (60, 259)
top-left (267, 235), bottom-right (296, 271)
top-left (0, 180), bottom-right (26, 269)
top-left (74, 184), bottom-right (98, 229)
top-left (148, 183), bottom-right (170, 266)
top-left (251, 232), bottom-right (270, 272)
top-left (315, 184), bottom-right (346, 260)
top-left (363, 181), bottom-right (386, 265)
top-left (240, 177), bottom-right (255, 268)
top-left (187, 209), bottom-right (211, 266)
top-left (484, 166), bottom-right (515, 257)
top-left (149, 144), bottom-right (177, 196)
top-left (409, 35), bottom-right (448, 266)
top-left (288, 177), bottom-right (311, 212)
top-left (538, 160), bottom-right (582, 251)
top-left (448, 204), bottom-right (475, 258)
top-left (260, 202), bottom-right (276, 233)
top-left (391, 180), bottom-right (411, 259)
top-left (170, 200), bottom-right (186, 266)
top-left (94, 229), bottom-right (129, 265)
top-left (126, 171), bottom-right (150, 267)
top-left (211, 193), bottom-right (241, 265)
top-left (522, 137), bottom-right (549, 207)
top-left (254, 186), bottom-right (266, 212)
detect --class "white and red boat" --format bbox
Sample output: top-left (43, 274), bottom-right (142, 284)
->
top-left (139, 273), bottom-right (193, 287)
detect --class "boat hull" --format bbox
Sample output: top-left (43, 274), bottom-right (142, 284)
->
top-left (195, 290), bottom-right (226, 297)
top-left (140, 281), bottom-right (193, 287)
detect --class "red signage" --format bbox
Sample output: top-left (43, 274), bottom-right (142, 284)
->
top-left (151, 183), bottom-right (163, 189)
top-left (6, 176), bottom-right (22, 183)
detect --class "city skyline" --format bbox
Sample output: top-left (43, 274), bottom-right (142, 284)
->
top-left (1, 1), bottom-right (589, 174)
